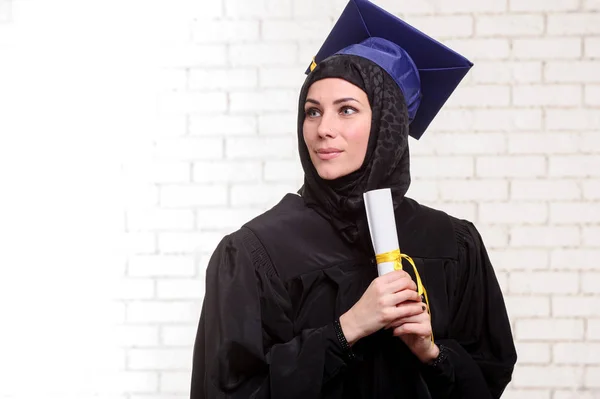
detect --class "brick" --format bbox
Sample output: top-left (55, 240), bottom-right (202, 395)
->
top-left (158, 232), bottom-right (223, 254)
top-left (548, 13), bottom-right (600, 35)
top-left (0, 1), bottom-right (11, 23)
top-left (411, 156), bottom-right (473, 178)
top-left (585, 367), bottom-right (600, 388)
top-left (262, 20), bottom-right (332, 41)
top-left (230, 43), bottom-right (297, 66)
top-left (405, 181), bottom-right (439, 202)
top-left (230, 90), bottom-right (297, 113)
top-left (437, 109), bottom-right (541, 132)
top-left (550, 203), bottom-right (600, 223)
top-left (480, 202), bottom-right (547, 224)
top-left (230, 183), bottom-right (298, 206)
top-left (264, 160), bottom-right (306, 182)
top-left (157, 279), bottom-right (203, 299)
top-left (509, 0), bottom-right (579, 11)
top-left (430, 133), bottom-right (506, 155)
top-left (589, 319), bottom-right (600, 340)
top-left (516, 342), bottom-right (551, 364)
top-left (439, 180), bottom-right (508, 201)
top-left (586, 0), bottom-right (600, 9)
top-left (508, 133), bottom-right (579, 154)
top-left (259, 67), bottom-right (306, 89)
top-left (129, 349), bottom-right (191, 370)
top-left (513, 365), bottom-right (583, 388)
top-left (225, 0), bottom-right (292, 17)
top-left (444, 39), bottom-right (510, 60)
top-left (226, 137), bottom-right (297, 160)
top-left (583, 227), bottom-right (600, 246)
top-left (191, 20), bottom-right (259, 43)
top-left (549, 156), bottom-right (600, 177)
top-left (478, 225), bottom-right (510, 248)
top-left (554, 391), bottom-right (600, 399)
top-left (189, 115), bottom-right (257, 136)
top-left (159, 44), bottom-right (227, 68)
top-left (193, 161), bottom-right (262, 183)
top-left (189, 68), bottom-right (258, 90)
top-left (299, 41), bottom-right (327, 67)
top-left (197, 208), bottom-right (262, 229)
top-left (476, 156), bottom-right (546, 178)
top-left (404, 15), bottom-right (473, 38)
top-left (513, 38), bottom-right (581, 60)
top-left (410, 137), bottom-right (436, 155)
top-left (128, 255), bottom-right (195, 277)
top-left (545, 62), bottom-right (600, 83)
top-left (112, 326), bottom-right (159, 347)
top-left (446, 85), bottom-right (510, 107)
top-left (476, 15), bottom-right (544, 37)
top-left (437, 0), bottom-right (507, 13)
top-left (127, 209), bottom-right (194, 231)
top-left (495, 271), bottom-right (509, 293)
top-left (123, 161), bottom-right (190, 184)
top-left (510, 226), bottom-right (580, 248)
top-left (553, 297), bottom-right (600, 317)
top-left (159, 185), bottom-right (228, 208)
top-left (585, 85), bottom-right (600, 106)
top-left (158, 92), bottom-right (228, 115)
top-left (504, 295), bottom-right (550, 317)
top-left (489, 249), bottom-right (548, 271)
top-left (585, 38), bottom-right (600, 58)
top-left (258, 113), bottom-right (296, 135)
top-left (161, 0), bottom-right (223, 20)
top-left (516, 319), bottom-right (584, 341)
top-left (511, 180), bottom-right (581, 201)
top-left (112, 371), bottom-right (158, 392)
top-left (127, 301), bottom-right (200, 323)
top-left (471, 61), bottom-right (541, 84)
top-left (582, 273), bottom-right (600, 293)
top-left (292, 0), bottom-right (342, 18)
top-left (122, 232), bottom-right (156, 254)
top-left (510, 271), bottom-right (578, 294)
top-left (554, 343), bottom-right (600, 365)
top-left (155, 138), bottom-right (223, 161)
top-left (513, 85), bottom-right (581, 107)
top-left (162, 325), bottom-right (198, 346)
top-left (123, 184), bottom-right (159, 208)
top-left (578, 133), bottom-right (600, 156)
top-left (160, 371), bottom-right (190, 393)
top-left (111, 278), bottom-right (155, 300)
top-left (501, 390), bottom-right (550, 399)
top-left (551, 250), bottom-right (600, 271)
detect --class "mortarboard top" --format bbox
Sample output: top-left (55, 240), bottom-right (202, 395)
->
top-left (306, 0), bottom-right (473, 140)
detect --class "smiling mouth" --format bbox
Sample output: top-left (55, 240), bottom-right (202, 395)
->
top-left (316, 149), bottom-right (343, 160)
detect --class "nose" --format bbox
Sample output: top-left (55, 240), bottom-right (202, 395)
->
top-left (316, 112), bottom-right (337, 139)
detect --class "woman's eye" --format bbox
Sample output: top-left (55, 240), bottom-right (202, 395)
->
top-left (306, 108), bottom-right (321, 118)
top-left (341, 106), bottom-right (357, 115)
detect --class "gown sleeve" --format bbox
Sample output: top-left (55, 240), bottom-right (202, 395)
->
top-left (421, 219), bottom-right (517, 399)
top-left (190, 228), bottom-right (351, 399)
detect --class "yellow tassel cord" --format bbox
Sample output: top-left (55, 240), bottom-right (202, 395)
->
top-left (375, 249), bottom-right (434, 343)
top-left (310, 57), bottom-right (317, 72)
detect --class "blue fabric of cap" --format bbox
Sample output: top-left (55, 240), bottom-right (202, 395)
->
top-left (306, 0), bottom-right (473, 140)
top-left (337, 37), bottom-right (422, 124)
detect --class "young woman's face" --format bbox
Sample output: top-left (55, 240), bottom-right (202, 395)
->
top-left (302, 78), bottom-right (372, 180)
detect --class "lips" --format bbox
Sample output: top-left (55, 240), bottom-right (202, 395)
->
top-left (316, 148), bottom-right (343, 160)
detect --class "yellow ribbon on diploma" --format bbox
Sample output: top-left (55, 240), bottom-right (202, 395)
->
top-left (375, 249), bottom-right (434, 342)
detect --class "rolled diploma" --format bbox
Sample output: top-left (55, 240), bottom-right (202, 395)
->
top-left (363, 188), bottom-right (399, 276)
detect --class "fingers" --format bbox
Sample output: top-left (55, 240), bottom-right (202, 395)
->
top-left (392, 321), bottom-right (432, 337)
top-left (385, 303), bottom-right (427, 329)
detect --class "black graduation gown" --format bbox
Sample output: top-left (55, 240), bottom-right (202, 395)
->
top-left (190, 194), bottom-right (516, 398)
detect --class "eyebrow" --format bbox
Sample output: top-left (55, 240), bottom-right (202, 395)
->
top-left (305, 97), bottom-right (361, 106)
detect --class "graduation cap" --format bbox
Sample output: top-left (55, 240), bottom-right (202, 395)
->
top-left (306, 0), bottom-right (473, 140)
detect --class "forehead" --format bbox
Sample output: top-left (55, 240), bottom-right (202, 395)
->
top-left (306, 78), bottom-right (367, 101)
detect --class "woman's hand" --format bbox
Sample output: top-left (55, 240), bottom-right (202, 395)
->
top-left (387, 304), bottom-right (439, 363)
top-left (339, 270), bottom-right (423, 346)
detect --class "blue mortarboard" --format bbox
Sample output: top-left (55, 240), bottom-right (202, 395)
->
top-left (306, 0), bottom-right (473, 140)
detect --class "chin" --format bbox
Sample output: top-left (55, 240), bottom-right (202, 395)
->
top-left (316, 167), bottom-right (346, 180)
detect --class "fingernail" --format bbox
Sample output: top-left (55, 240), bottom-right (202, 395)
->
top-left (422, 305), bottom-right (426, 311)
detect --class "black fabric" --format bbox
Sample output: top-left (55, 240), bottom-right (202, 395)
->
top-left (298, 55), bottom-right (411, 245)
top-left (190, 194), bottom-right (517, 398)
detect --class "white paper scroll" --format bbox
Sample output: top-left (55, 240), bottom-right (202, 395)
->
top-left (363, 188), bottom-right (399, 276)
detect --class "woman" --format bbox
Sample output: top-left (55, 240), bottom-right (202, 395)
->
top-left (190, 2), bottom-right (516, 398)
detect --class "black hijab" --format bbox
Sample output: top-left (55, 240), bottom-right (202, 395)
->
top-left (298, 54), bottom-right (412, 246)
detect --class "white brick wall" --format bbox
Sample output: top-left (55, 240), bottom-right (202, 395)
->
top-left (1, 0), bottom-right (599, 398)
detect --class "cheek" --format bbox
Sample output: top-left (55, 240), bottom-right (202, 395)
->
top-left (348, 119), bottom-right (371, 156)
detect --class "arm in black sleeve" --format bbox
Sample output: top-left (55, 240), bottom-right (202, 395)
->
top-left (421, 220), bottom-right (517, 399)
top-left (190, 230), bottom-right (351, 399)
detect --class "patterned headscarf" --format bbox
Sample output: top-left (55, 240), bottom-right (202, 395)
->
top-left (298, 54), bottom-right (411, 246)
